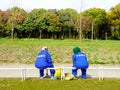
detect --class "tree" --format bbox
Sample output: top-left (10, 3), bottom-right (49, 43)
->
top-left (23, 9), bottom-right (41, 38)
top-left (5, 7), bottom-right (27, 38)
top-left (82, 8), bottom-right (107, 40)
top-left (29, 8), bottom-right (47, 38)
top-left (44, 10), bottom-right (61, 39)
top-left (0, 10), bottom-right (4, 37)
top-left (107, 3), bottom-right (120, 39)
top-left (2, 10), bottom-right (12, 37)
top-left (57, 8), bottom-right (77, 39)
top-left (80, 16), bottom-right (92, 39)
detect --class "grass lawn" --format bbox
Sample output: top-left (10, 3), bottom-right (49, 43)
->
top-left (0, 38), bottom-right (120, 64)
top-left (0, 78), bottom-right (120, 90)
top-left (0, 39), bottom-right (120, 90)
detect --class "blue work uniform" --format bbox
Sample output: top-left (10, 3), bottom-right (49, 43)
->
top-left (72, 52), bottom-right (89, 79)
top-left (35, 50), bottom-right (55, 77)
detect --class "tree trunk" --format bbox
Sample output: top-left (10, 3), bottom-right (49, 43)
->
top-left (91, 21), bottom-right (94, 41)
top-left (69, 29), bottom-right (71, 39)
top-left (39, 30), bottom-right (42, 39)
top-left (105, 32), bottom-right (107, 40)
top-left (11, 22), bottom-right (14, 39)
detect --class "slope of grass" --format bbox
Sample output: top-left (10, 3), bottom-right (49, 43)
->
top-left (0, 38), bottom-right (120, 64)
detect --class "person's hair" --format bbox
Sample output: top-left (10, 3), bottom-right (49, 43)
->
top-left (41, 47), bottom-right (48, 50)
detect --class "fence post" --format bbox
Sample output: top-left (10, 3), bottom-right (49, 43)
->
top-left (98, 66), bottom-right (104, 81)
top-left (62, 67), bottom-right (65, 80)
top-left (21, 67), bottom-right (26, 81)
top-left (21, 67), bottom-right (24, 81)
top-left (98, 67), bottom-right (101, 81)
top-left (101, 67), bottom-right (104, 80)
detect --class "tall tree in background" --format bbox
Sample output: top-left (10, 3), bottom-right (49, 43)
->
top-left (23, 9), bottom-right (38, 38)
top-left (82, 8), bottom-right (107, 39)
top-left (0, 4), bottom-right (119, 40)
top-left (2, 10), bottom-right (12, 37)
top-left (57, 8), bottom-right (77, 39)
top-left (5, 7), bottom-right (27, 38)
top-left (0, 10), bottom-right (4, 37)
top-left (80, 16), bottom-right (92, 39)
top-left (107, 3), bottom-right (120, 39)
top-left (45, 9), bottom-right (61, 39)
top-left (29, 8), bottom-right (47, 38)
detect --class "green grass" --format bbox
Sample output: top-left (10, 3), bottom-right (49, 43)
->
top-left (0, 78), bottom-right (120, 90)
top-left (0, 38), bottom-right (120, 64)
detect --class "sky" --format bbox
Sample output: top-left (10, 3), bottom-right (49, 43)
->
top-left (0, 0), bottom-right (120, 12)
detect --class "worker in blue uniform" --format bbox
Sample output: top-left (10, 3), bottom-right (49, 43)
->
top-left (72, 47), bottom-right (89, 79)
top-left (35, 47), bottom-right (55, 79)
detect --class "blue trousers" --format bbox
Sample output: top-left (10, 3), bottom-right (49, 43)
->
top-left (39, 64), bottom-right (55, 77)
top-left (72, 68), bottom-right (87, 79)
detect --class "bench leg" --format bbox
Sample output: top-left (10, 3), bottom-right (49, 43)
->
top-left (46, 69), bottom-right (49, 76)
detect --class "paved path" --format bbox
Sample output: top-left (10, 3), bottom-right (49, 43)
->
top-left (0, 63), bottom-right (120, 80)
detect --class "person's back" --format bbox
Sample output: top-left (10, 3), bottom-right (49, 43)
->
top-left (35, 47), bottom-right (55, 79)
top-left (35, 50), bottom-right (48, 69)
top-left (72, 52), bottom-right (89, 69)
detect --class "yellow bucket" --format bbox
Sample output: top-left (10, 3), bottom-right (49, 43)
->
top-left (54, 68), bottom-right (62, 79)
